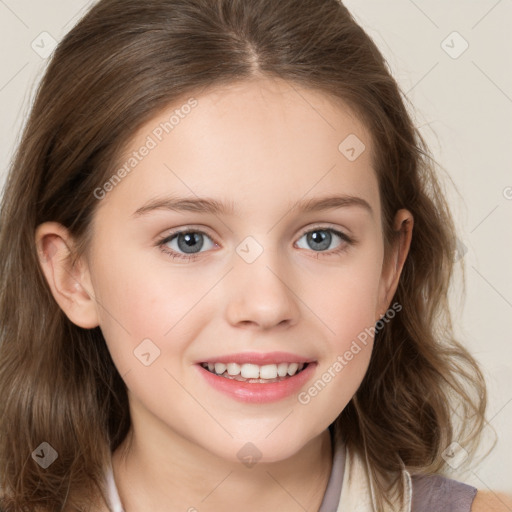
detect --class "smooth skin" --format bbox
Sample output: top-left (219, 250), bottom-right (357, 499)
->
top-left (472, 491), bottom-right (512, 511)
top-left (33, 76), bottom-right (502, 511)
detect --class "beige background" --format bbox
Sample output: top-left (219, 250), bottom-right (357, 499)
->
top-left (0, 0), bottom-right (511, 495)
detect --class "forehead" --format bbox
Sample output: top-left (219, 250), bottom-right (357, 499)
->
top-left (97, 76), bottom-right (378, 220)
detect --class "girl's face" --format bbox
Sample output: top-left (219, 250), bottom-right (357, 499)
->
top-left (64, 77), bottom-right (409, 462)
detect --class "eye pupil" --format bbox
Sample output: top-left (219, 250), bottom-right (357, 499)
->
top-left (307, 230), bottom-right (331, 251)
top-left (178, 232), bottom-right (203, 253)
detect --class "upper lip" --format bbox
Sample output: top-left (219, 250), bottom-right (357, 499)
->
top-left (196, 351), bottom-right (316, 366)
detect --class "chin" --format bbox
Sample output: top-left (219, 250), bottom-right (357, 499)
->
top-left (219, 434), bottom-right (314, 466)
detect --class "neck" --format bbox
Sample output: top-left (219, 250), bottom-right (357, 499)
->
top-left (111, 423), bottom-right (333, 511)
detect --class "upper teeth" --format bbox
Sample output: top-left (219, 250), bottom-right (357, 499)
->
top-left (202, 362), bottom-right (305, 379)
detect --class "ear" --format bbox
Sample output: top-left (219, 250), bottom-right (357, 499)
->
top-left (34, 221), bottom-right (99, 329)
top-left (376, 209), bottom-right (413, 319)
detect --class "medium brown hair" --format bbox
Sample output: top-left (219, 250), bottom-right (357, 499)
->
top-left (0, 0), bottom-right (488, 510)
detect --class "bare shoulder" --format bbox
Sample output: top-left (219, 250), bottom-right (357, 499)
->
top-left (471, 490), bottom-right (512, 511)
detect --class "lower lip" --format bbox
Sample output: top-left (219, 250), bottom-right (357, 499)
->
top-left (195, 362), bottom-right (317, 403)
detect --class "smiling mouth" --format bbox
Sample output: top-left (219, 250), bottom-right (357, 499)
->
top-left (199, 361), bottom-right (310, 383)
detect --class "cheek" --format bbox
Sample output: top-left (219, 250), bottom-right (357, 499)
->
top-left (91, 246), bottom-right (208, 374)
top-left (304, 250), bottom-right (382, 345)
top-left (299, 251), bottom-right (382, 403)
top-left (297, 282), bottom-right (378, 421)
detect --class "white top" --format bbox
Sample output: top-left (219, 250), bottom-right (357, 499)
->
top-left (104, 458), bottom-right (125, 512)
top-left (103, 428), bottom-right (345, 512)
top-left (103, 430), bottom-right (413, 512)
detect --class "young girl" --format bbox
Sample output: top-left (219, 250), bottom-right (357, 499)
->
top-left (0, 0), bottom-right (509, 510)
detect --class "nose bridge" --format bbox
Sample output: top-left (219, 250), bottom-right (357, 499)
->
top-left (224, 234), bottom-right (299, 329)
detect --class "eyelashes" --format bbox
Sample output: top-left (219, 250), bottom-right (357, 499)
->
top-left (156, 226), bottom-right (355, 262)
top-left (157, 229), bottom-right (219, 261)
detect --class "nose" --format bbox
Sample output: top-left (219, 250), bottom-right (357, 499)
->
top-left (223, 250), bottom-right (300, 330)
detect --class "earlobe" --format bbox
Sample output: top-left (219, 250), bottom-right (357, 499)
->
top-left (35, 222), bottom-right (100, 329)
top-left (377, 209), bottom-right (414, 317)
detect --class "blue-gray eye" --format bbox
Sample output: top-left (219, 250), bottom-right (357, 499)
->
top-left (295, 228), bottom-right (349, 252)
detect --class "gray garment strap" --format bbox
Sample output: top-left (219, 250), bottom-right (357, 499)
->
top-left (317, 426), bottom-right (477, 512)
top-left (318, 427), bottom-right (346, 512)
top-left (104, 426), bottom-right (477, 512)
top-left (410, 473), bottom-right (478, 512)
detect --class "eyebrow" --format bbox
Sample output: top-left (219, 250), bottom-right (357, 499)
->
top-left (132, 194), bottom-right (373, 218)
